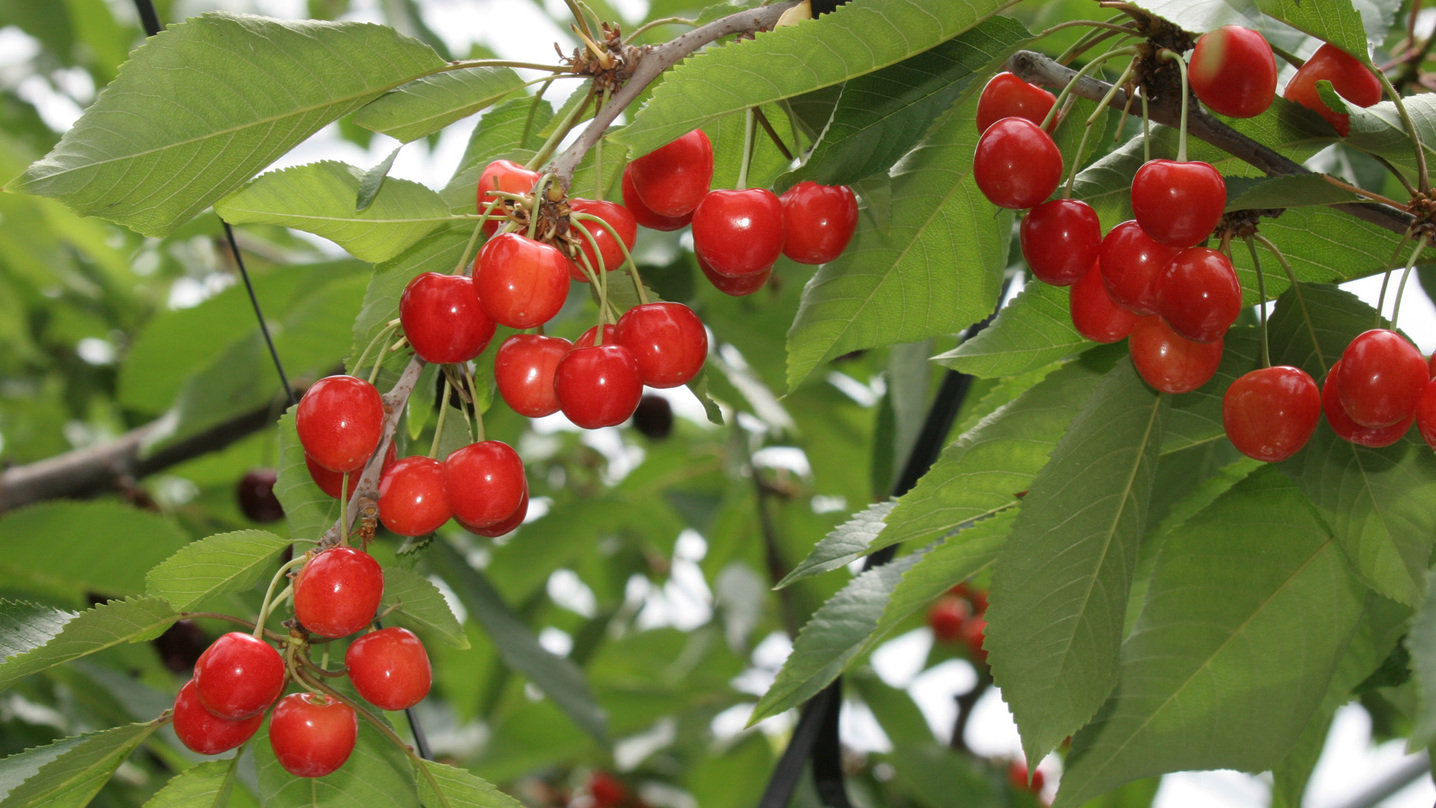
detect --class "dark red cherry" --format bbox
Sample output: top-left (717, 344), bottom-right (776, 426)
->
top-left (1070, 261), bottom-right (1141, 343)
top-left (1099, 220), bottom-right (1181, 315)
top-left (976, 72), bottom-right (1057, 134)
top-left (400, 272), bottom-right (496, 364)
top-left (296, 375), bottom-right (385, 473)
top-left (1020, 198), bottom-right (1101, 286)
top-left (1189, 26), bottom-right (1279, 118)
top-left (1283, 43), bottom-right (1382, 136)
top-left (378, 456), bottom-right (450, 536)
top-left (554, 343), bottom-right (645, 429)
top-left (457, 488), bottom-right (528, 537)
top-left (476, 159), bottom-right (540, 236)
top-left (1128, 315), bottom-right (1224, 394)
top-left (779, 181), bottom-right (859, 265)
top-left (237, 468), bottom-right (284, 523)
top-left (1415, 378), bottom-right (1436, 449)
top-left (1156, 247), bottom-right (1242, 343)
top-left (494, 334), bottom-right (572, 417)
top-left (615, 302), bottom-right (708, 388)
top-left (973, 117), bottom-right (1063, 210)
top-left (307, 443), bottom-right (396, 500)
top-left (473, 232), bottom-right (570, 329)
top-left (1322, 360), bottom-right (1414, 447)
top-left (1336, 329), bottom-right (1428, 428)
top-left (691, 188), bottom-right (786, 278)
top-left (1129, 160), bottom-right (1226, 248)
top-left (626, 129), bottom-right (714, 217)
top-left (173, 679), bottom-right (263, 756)
top-left (622, 168), bottom-right (693, 231)
top-left (443, 440), bottom-right (527, 530)
top-left (568, 198), bottom-right (638, 281)
top-left (1222, 366), bottom-right (1322, 461)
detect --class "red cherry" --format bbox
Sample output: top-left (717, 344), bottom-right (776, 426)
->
top-left (1099, 220), bottom-right (1181, 315)
top-left (1128, 315), bottom-right (1225, 394)
top-left (626, 129), bottom-right (714, 217)
top-left (457, 488), bottom-right (528, 537)
top-left (399, 272), bottom-right (496, 364)
top-left (193, 632), bottom-right (286, 720)
top-left (1415, 378), bottom-right (1436, 449)
top-left (1322, 360), bottom-right (1414, 447)
top-left (345, 627), bottom-right (432, 711)
top-left (1189, 26), bottom-right (1278, 118)
top-left (173, 679), bottom-right (263, 756)
top-left (1008, 760), bottom-right (1045, 794)
top-left (950, 583), bottom-right (988, 616)
top-left (237, 468), bottom-right (284, 523)
top-left (1222, 366), bottom-right (1322, 461)
top-left (927, 595), bottom-right (969, 643)
top-left (973, 117), bottom-right (1063, 210)
top-left (779, 181), bottom-right (859, 264)
top-left (473, 233), bottom-right (571, 329)
top-left (443, 440), bottom-right (527, 530)
top-left (268, 692), bottom-right (358, 778)
top-left (976, 72), bottom-right (1056, 134)
top-left (615, 302), bottom-right (708, 388)
top-left (1283, 43), bottom-right (1382, 136)
top-left (1129, 160), bottom-right (1226, 248)
top-left (307, 443), bottom-right (396, 500)
top-left (1156, 247), bottom-right (1242, 343)
top-left (622, 168), bottom-right (692, 231)
top-left (698, 252), bottom-right (770, 296)
top-left (1070, 260), bottom-right (1141, 343)
top-left (575, 323), bottom-right (620, 349)
top-left (296, 376), bottom-right (385, 473)
top-left (553, 343), bottom-right (645, 429)
top-left (377, 456), bottom-right (450, 537)
top-left (588, 771), bottom-right (629, 808)
top-left (494, 334), bottom-right (572, 418)
top-left (959, 612), bottom-right (987, 665)
top-left (1336, 329), bottom-right (1428, 428)
top-left (691, 188), bottom-right (786, 278)
top-left (1020, 198), bottom-right (1101, 286)
top-left (476, 159), bottom-right (540, 236)
top-left (568, 198), bottom-right (638, 281)
top-left (293, 547), bottom-right (384, 639)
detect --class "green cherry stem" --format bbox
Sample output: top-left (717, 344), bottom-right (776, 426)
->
top-left (181, 611), bottom-right (285, 642)
top-left (1039, 45), bottom-right (1137, 132)
top-left (352, 321), bottom-right (401, 383)
top-left (737, 107), bottom-right (757, 191)
top-left (1157, 49), bottom-right (1191, 162)
top-left (1244, 236), bottom-right (1272, 368)
top-left (1375, 69), bottom-right (1430, 193)
top-left (624, 16), bottom-right (699, 42)
top-left (1252, 233), bottom-right (1327, 375)
top-left (1390, 235), bottom-right (1429, 330)
top-left (1375, 229), bottom-right (1416, 327)
top-left (464, 365), bottom-right (486, 442)
top-left (1064, 60), bottom-right (1135, 197)
top-left (253, 556), bottom-right (308, 639)
top-left (429, 376), bottom-right (452, 459)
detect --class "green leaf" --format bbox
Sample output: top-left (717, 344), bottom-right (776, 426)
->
top-left (379, 566), bottom-right (469, 649)
top-left (0, 600), bottom-right (76, 664)
top-left (985, 360), bottom-right (1167, 766)
top-left (140, 760), bottom-right (240, 808)
top-left (778, 501), bottom-right (895, 587)
top-left (253, 707), bottom-right (418, 808)
top-left (144, 530), bottom-right (291, 611)
top-left (0, 597), bottom-right (178, 690)
top-left (1409, 567), bottom-right (1436, 748)
top-left (274, 406), bottom-right (341, 541)
top-left (0, 721), bottom-right (161, 808)
top-left (214, 162), bottom-right (451, 263)
top-left (1055, 469), bottom-right (1367, 807)
top-left (6, 13), bottom-right (446, 236)
top-left (1223, 174), bottom-right (1365, 211)
top-left (1343, 94), bottom-right (1436, 181)
top-left (0, 501), bottom-right (190, 600)
top-left (358, 147), bottom-right (402, 213)
top-left (935, 281), bottom-right (1084, 379)
top-left (414, 760), bottom-right (523, 808)
top-left (1258, 0), bottom-right (1373, 62)
top-left (354, 66), bottom-right (525, 143)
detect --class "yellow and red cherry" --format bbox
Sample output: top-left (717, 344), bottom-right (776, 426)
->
top-left (345, 627), bottom-right (432, 711)
top-left (1129, 160), bottom-right (1226, 248)
top-left (296, 375), bottom-right (385, 474)
top-left (553, 343), bottom-right (645, 429)
top-left (975, 72), bottom-right (1056, 134)
top-left (1156, 247), bottom-right (1242, 343)
top-left (568, 198), bottom-right (638, 281)
top-left (779, 181), bottom-right (858, 265)
top-left (473, 232), bottom-right (571, 329)
top-left (1222, 366), bottom-right (1322, 461)
top-left (1128, 315), bottom-right (1225, 394)
top-left (399, 272), bottom-right (496, 364)
top-left (1336, 329), bottom-right (1428, 428)
top-left (268, 692), bottom-right (358, 778)
top-left (1189, 26), bottom-right (1278, 118)
top-left (293, 547), bottom-right (384, 639)
top-left (377, 456), bottom-right (450, 537)
top-left (172, 679), bottom-right (263, 756)
top-left (626, 129), bottom-right (714, 218)
top-left (1020, 198), bottom-right (1102, 286)
top-left (691, 188), bottom-right (786, 278)
top-left (973, 117), bottom-right (1063, 210)
top-left (615, 302), bottom-right (708, 389)
top-left (1099, 220), bottom-right (1181, 315)
top-left (443, 440), bottom-right (528, 531)
top-left (193, 632), bottom-right (286, 720)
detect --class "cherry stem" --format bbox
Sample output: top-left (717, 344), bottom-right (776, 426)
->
top-left (573, 212), bottom-right (650, 304)
top-left (1375, 229), bottom-right (1415, 326)
top-left (1318, 174), bottom-right (1406, 209)
top-left (626, 16), bottom-right (699, 42)
top-left (432, 58), bottom-right (570, 75)
top-left (1375, 69), bottom-right (1430, 193)
top-left (464, 365), bottom-right (486, 442)
top-left (595, 87), bottom-right (612, 197)
top-left (455, 218), bottom-right (488, 276)
top-left (1039, 45), bottom-right (1136, 133)
top-left (564, 0), bottom-right (595, 40)
top-left (1065, 60), bottom-right (1135, 197)
top-left (523, 78), bottom-right (555, 144)
top-left (181, 611), bottom-right (285, 642)
top-left (528, 173), bottom-right (558, 240)
top-left (298, 653), bottom-right (347, 678)
top-left (1252, 233), bottom-right (1328, 375)
top-left (1156, 49), bottom-right (1191, 162)
top-left (253, 557), bottom-right (307, 639)
top-left (1390, 235), bottom-right (1428, 329)
top-left (1268, 42), bottom-right (1303, 69)
top-left (528, 91), bottom-right (594, 172)
top-left (1244, 237), bottom-right (1272, 368)
top-left (737, 107), bottom-right (757, 191)
top-left (430, 376), bottom-right (452, 459)
top-left (353, 321), bottom-right (401, 383)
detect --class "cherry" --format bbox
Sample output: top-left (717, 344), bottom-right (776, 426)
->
top-left (927, 594), bottom-right (969, 643)
top-left (443, 440), bottom-right (528, 530)
top-left (1156, 247), bottom-right (1242, 343)
top-left (779, 181), bottom-right (859, 265)
top-left (476, 159), bottom-right (540, 236)
top-left (588, 771), bottom-right (629, 808)
top-left (293, 547), bottom-right (384, 639)
top-left (494, 334), bottom-right (571, 418)
top-left (959, 612), bottom-right (988, 665)
top-left (1283, 43), bottom-right (1382, 137)
top-left (153, 619), bottom-right (209, 673)
top-left (1222, 366), bottom-right (1322, 462)
top-left (307, 443), bottom-right (396, 500)
top-left (973, 117), bottom-right (1063, 210)
top-left (553, 343), bottom-right (645, 429)
top-left (1070, 260), bottom-right (1141, 343)
top-left (1322, 360), bottom-right (1415, 447)
top-left (975, 72), bottom-right (1056, 134)
top-left (237, 468), bottom-right (284, 523)
top-left (458, 488), bottom-right (528, 537)
top-left (1020, 198), bottom-right (1101, 286)
top-left (568, 198), bottom-right (638, 281)
top-left (1189, 26), bottom-right (1278, 118)
top-left (473, 232), bottom-right (571, 329)
top-left (296, 375), bottom-right (385, 473)
top-left (193, 632), bottom-right (286, 720)
top-left (632, 394), bottom-right (674, 439)
top-left (1336, 329), bottom-right (1428, 428)
top-left (172, 679), bottom-right (263, 756)
top-left (1129, 160), bottom-right (1226, 248)
top-left (621, 168), bottom-right (692, 231)
top-left (1099, 220), bottom-right (1181, 315)
top-left (626, 129), bottom-right (714, 217)
top-left (345, 627), bottom-right (432, 711)
top-left (575, 323), bottom-right (620, 349)
top-left (1128, 315), bottom-right (1225, 394)
top-left (950, 583), bottom-right (988, 616)
top-left (1008, 760), bottom-right (1045, 794)
top-left (1416, 378), bottom-right (1436, 449)
top-left (698, 253), bottom-right (770, 296)
top-left (378, 456), bottom-right (450, 537)
top-left (399, 272), bottom-right (496, 364)
top-left (691, 188), bottom-right (786, 278)
top-left (615, 302), bottom-right (708, 388)
top-left (268, 692), bottom-right (358, 778)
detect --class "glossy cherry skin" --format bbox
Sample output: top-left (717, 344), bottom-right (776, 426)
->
top-left (1222, 366), bottom-right (1322, 462)
top-left (554, 343), bottom-right (645, 429)
top-left (1189, 26), bottom-right (1278, 118)
top-left (575, 323), bottom-right (620, 349)
top-left (779, 181), bottom-right (859, 265)
top-left (476, 159), bottom-right (540, 236)
top-left (615, 302), bottom-right (708, 388)
top-left (973, 117), bottom-right (1063, 210)
top-left (377, 456), bottom-right (450, 537)
top-left (345, 627), bottom-right (432, 711)
top-left (307, 443), bottom-right (396, 500)
top-left (1156, 247), bottom-right (1242, 343)
top-left (457, 488), bottom-right (528, 537)
top-left (173, 679), bottom-right (263, 756)
top-left (1128, 316), bottom-right (1225, 394)
top-left (1020, 198), bottom-right (1102, 286)
top-left (268, 692), bottom-right (358, 778)
top-left (1322, 360), bottom-right (1414, 447)
top-left (293, 547), bottom-right (384, 639)
top-left (443, 440), bottom-right (527, 530)
top-left (1129, 160), bottom-right (1226, 248)
top-left (237, 468), bottom-right (284, 523)
top-left (927, 595), bottom-right (969, 643)
top-left (1099, 220), bottom-right (1181, 315)
top-left (622, 168), bottom-right (692, 231)
top-left (1283, 43), bottom-right (1382, 136)
top-left (1070, 261), bottom-right (1141, 343)
top-left (1335, 329), bottom-right (1428, 427)
top-left (698, 253), bottom-right (770, 296)
top-left (400, 272), bottom-right (496, 364)
top-left (494, 334), bottom-right (572, 417)
top-left (626, 129), bottom-right (714, 217)
top-left (296, 375), bottom-right (385, 473)
top-left (1415, 378), bottom-right (1436, 449)
top-left (691, 189), bottom-right (787, 278)
top-left (193, 632), bottom-right (286, 720)
top-left (976, 72), bottom-right (1056, 134)
top-left (473, 233), bottom-right (571, 329)
top-left (568, 198), bottom-right (638, 281)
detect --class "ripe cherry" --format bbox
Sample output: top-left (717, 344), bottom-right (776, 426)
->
top-left (976, 72), bottom-right (1056, 134)
top-left (1128, 316), bottom-right (1225, 394)
top-left (1222, 366), bottom-right (1322, 461)
top-left (237, 468), bottom-right (284, 523)
top-left (345, 627), bottom-right (432, 711)
top-left (458, 488), bottom-right (529, 537)
top-left (622, 168), bottom-right (692, 231)
top-left (588, 771), bottom-right (629, 808)
top-left (1189, 26), bottom-right (1278, 118)
top-left (293, 547), bottom-right (384, 639)
top-left (268, 692), bottom-right (358, 778)
top-left (633, 394), bottom-right (675, 439)
top-left (626, 129), bottom-right (714, 217)
top-left (1322, 360), bottom-right (1415, 447)
top-left (927, 595), bottom-right (969, 643)
top-left (193, 632), bottom-right (286, 720)
top-left (443, 440), bottom-right (528, 530)
top-left (615, 302), bottom-right (708, 388)
top-left (1336, 329), bottom-right (1428, 428)
top-left (378, 456), bottom-right (450, 537)
top-left (1283, 43), bottom-right (1382, 136)
top-left (1070, 260), bottom-right (1141, 343)
top-left (1156, 247), bottom-right (1242, 343)
top-left (494, 334), bottom-right (572, 418)
top-left (400, 272), bottom-right (496, 364)
top-left (1008, 760), bottom-right (1046, 794)
top-left (1129, 160), bottom-right (1226, 248)
top-left (173, 679), bottom-right (263, 756)
top-left (296, 375), bottom-right (385, 473)
top-left (698, 253), bottom-right (770, 296)
top-left (476, 159), bottom-right (540, 236)
top-left (568, 198), bottom-right (638, 281)
top-left (575, 323), bottom-right (620, 349)
top-left (691, 188), bottom-right (786, 278)
top-left (307, 443), bottom-right (396, 501)
top-left (1099, 220), bottom-right (1181, 315)
top-left (553, 343), bottom-right (645, 429)
top-left (973, 117), bottom-right (1063, 210)
top-left (1020, 198), bottom-right (1101, 286)
top-left (1415, 378), bottom-right (1436, 449)
top-left (473, 232), bottom-right (571, 329)
top-left (779, 181), bottom-right (859, 265)
top-left (959, 612), bottom-right (988, 665)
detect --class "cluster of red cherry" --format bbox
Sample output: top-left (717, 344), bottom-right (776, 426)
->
top-left (926, 583), bottom-right (989, 665)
